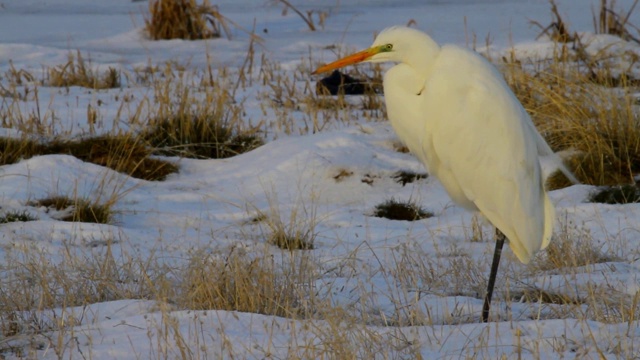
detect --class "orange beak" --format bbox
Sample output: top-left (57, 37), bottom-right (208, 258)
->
top-left (312, 47), bottom-right (380, 75)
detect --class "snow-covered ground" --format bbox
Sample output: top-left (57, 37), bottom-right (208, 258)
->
top-left (1, 0), bottom-right (640, 358)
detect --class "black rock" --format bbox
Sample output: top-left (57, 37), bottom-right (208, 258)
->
top-left (316, 70), bottom-right (374, 95)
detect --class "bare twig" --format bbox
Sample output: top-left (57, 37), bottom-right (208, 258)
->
top-left (274, 0), bottom-right (317, 31)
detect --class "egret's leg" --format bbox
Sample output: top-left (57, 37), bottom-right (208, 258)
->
top-left (481, 229), bottom-right (506, 323)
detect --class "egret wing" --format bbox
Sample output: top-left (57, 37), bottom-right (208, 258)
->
top-left (419, 46), bottom-right (554, 263)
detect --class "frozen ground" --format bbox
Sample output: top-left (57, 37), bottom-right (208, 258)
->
top-left (1, 0), bottom-right (640, 358)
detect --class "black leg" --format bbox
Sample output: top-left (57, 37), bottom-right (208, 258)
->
top-left (482, 228), bottom-right (506, 323)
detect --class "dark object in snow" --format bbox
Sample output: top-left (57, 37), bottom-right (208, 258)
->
top-left (315, 70), bottom-right (374, 95)
top-left (589, 183), bottom-right (640, 204)
top-left (372, 198), bottom-right (433, 221)
top-left (392, 170), bottom-right (428, 186)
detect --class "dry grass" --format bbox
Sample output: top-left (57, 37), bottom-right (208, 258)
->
top-left (0, 61), bottom-right (35, 100)
top-left (502, 53), bottom-right (640, 187)
top-left (142, 66), bottom-right (264, 158)
top-left (530, 0), bottom-right (576, 43)
top-left (19, 244), bottom-right (152, 307)
top-left (532, 0), bottom-right (639, 44)
top-left (0, 242), bottom-right (320, 356)
top-left (28, 195), bottom-right (115, 224)
top-left (48, 51), bottom-right (120, 89)
top-left (589, 183), bottom-right (640, 203)
top-left (259, 58), bottom-right (386, 135)
top-left (373, 198), bottom-right (433, 221)
top-left (392, 170), bottom-right (429, 186)
top-left (0, 87), bottom-right (58, 135)
top-left (392, 243), bottom-right (486, 301)
top-left (532, 222), bottom-right (618, 271)
top-left (0, 135), bottom-right (178, 181)
top-left (593, 0), bottom-right (640, 43)
top-left (0, 240), bottom-right (171, 357)
top-left (181, 247), bottom-right (315, 317)
top-left (4, 60), bottom-right (35, 87)
top-left (145, 114), bottom-right (263, 159)
top-left (0, 217), bottom-right (636, 357)
top-left (503, 0), bottom-right (640, 188)
top-left (0, 136), bottom-right (43, 165)
top-left (388, 221), bottom-right (638, 328)
top-left (251, 191), bottom-right (319, 251)
top-left (145, 0), bottom-right (230, 40)
top-left (505, 220), bottom-right (640, 325)
top-left (0, 210), bottom-right (37, 224)
top-left (269, 0), bottom-right (330, 32)
top-left (51, 135), bottom-right (179, 181)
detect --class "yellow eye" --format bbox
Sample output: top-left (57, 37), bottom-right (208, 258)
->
top-left (385, 44), bottom-right (393, 51)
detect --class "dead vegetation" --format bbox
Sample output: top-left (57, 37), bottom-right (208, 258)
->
top-left (530, 0), bottom-right (576, 43)
top-left (593, 0), bottom-right (640, 44)
top-left (0, 240), bottom-right (169, 358)
top-left (48, 51), bottom-right (120, 89)
top-left (499, 0), bottom-right (640, 187)
top-left (260, 58), bottom-right (386, 135)
top-left (252, 192), bottom-right (319, 251)
top-left (392, 244), bottom-right (486, 302)
top-left (145, 0), bottom-right (231, 40)
top-left (589, 183), bottom-right (640, 203)
top-left (502, 49), bottom-right (640, 187)
top-left (182, 247), bottom-right (314, 316)
top-left (0, 210), bottom-right (37, 224)
top-left (28, 195), bottom-right (115, 224)
top-left (144, 114), bottom-right (263, 159)
top-left (139, 63), bottom-right (264, 158)
top-left (372, 198), bottom-right (432, 221)
top-left (392, 170), bottom-right (428, 186)
top-left (510, 222), bottom-right (638, 324)
top-left (531, 0), bottom-right (640, 44)
top-left (0, 135), bottom-right (178, 181)
top-left (269, 0), bottom-right (330, 32)
top-left (389, 220), bottom-right (637, 326)
top-left (532, 223), bottom-right (618, 271)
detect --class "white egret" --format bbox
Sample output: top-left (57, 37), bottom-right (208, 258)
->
top-left (312, 26), bottom-right (576, 322)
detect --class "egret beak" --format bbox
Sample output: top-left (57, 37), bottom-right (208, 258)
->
top-left (312, 46), bottom-right (382, 75)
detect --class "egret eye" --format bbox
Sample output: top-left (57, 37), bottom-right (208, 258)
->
top-left (384, 44), bottom-right (393, 51)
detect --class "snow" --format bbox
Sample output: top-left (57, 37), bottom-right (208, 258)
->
top-left (1, 0), bottom-right (640, 358)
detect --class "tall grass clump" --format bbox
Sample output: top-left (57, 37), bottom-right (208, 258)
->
top-left (0, 135), bottom-right (178, 181)
top-left (248, 190), bottom-right (320, 251)
top-left (261, 206), bottom-right (317, 251)
top-left (0, 137), bottom-right (42, 165)
top-left (145, 113), bottom-right (263, 159)
top-left (48, 51), bottom-right (120, 89)
top-left (503, 56), bottom-right (640, 187)
top-left (593, 0), bottom-right (640, 43)
top-left (373, 198), bottom-right (432, 221)
top-left (181, 247), bottom-right (314, 317)
top-left (0, 210), bottom-right (37, 224)
top-left (144, 74), bottom-right (263, 159)
top-left (47, 135), bottom-right (179, 181)
top-left (145, 0), bottom-right (230, 40)
top-left (531, 0), bottom-right (639, 44)
top-left (28, 196), bottom-right (114, 224)
top-left (514, 0), bottom-right (640, 187)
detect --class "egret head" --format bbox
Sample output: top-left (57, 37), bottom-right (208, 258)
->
top-left (312, 26), bottom-right (438, 75)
